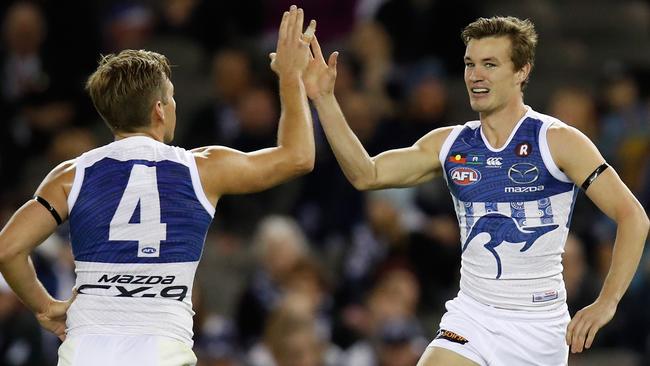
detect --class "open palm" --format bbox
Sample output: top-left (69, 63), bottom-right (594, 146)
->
top-left (269, 6), bottom-right (314, 77)
top-left (303, 35), bottom-right (339, 101)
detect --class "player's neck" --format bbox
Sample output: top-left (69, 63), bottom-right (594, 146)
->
top-left (479, 101), bottom-right (527, 149)
top-left (114, 129), bottom-right (164, 142)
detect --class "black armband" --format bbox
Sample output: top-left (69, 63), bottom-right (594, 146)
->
top-left (581, 163), bottom-right (609, 191)
top-left (34, 195), bottom-right (63, 225)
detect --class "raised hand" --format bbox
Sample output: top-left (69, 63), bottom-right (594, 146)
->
top-left (269, 5), bottom-right (315, 78)
top-left (36, 290), bottom-right (76, 341)
top-left (303, 34), bottom-right (339, 101)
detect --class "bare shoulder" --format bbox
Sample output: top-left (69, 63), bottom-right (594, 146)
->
top-left (191, 145), bottom-right (234, 156)
top-left (38, 159), bottom-right (77, 195)
top-left (546, 122), bottom-right (599, 159)
top-left (416, 125), bottom-right (459, 154)
top-left (546, 122), bottom-right (604, 182)
top-left (191, 145), bottom-right (244, 203)
top-left (546, 122), bottom-right (585, 144)
top-left (192, 145), bottom-right (241, 169)
top-left (32, 159), bottom-right (77, 219)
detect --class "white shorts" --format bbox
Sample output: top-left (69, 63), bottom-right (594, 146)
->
top-left (57, 334), bottom-right (197, 366)
top-left (428, 291), bottom-right (570, 366)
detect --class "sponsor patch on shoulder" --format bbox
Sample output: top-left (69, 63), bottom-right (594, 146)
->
top-left (532, 290), bottom-right (559, 303)
top-left (435, 329), bottom-right (468, 345)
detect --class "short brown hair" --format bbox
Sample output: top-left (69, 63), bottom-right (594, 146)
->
top-left (462, 16), bottom-right (538, 89)
top-left (86, 49), bottom-right (171, 132)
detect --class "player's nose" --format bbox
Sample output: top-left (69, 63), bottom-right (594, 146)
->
top-left (467, 68), bottom-right (485, 83)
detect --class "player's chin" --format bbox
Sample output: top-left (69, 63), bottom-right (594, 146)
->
top-left (469, 100), bottom-right (489, 113)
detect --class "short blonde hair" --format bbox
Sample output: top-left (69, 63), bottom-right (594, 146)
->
top-left (85, 49), bottom-right (171, 132)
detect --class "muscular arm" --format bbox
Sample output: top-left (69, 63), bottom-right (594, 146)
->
top-left (313, 93), bottom-right (454, 190)
top-left (194, 76), bottom-right (313, 202)
top-left (548, 124), bottom-right (649, 352)
top-left (0, 160), bottom-right (76, 339)
top-left (194, 7), bottom-right (315, 204)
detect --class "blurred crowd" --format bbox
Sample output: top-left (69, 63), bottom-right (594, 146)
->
top-left (0, 0), bottom-right (649, 365)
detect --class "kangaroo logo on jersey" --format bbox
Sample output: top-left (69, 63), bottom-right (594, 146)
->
top-left (508, 163), bottom-right (539, 184)
top-left (450, 167), bottom-right (481, 185)
top-left (462, 213), bottom-right (558, 279)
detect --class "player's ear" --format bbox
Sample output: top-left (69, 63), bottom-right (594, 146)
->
top-left (516, 63), bottom-right (531, 85)
top-left (153, 100), bottom-right (165, 122)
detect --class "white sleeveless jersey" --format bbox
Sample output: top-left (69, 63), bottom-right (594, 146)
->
top-left (66, 136), bottom-right (214, 346)
top-left (439, 107), bottom-right (577, 310)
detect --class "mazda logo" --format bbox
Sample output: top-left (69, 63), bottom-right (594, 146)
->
top-left (508, 163), bottom-right (539, 184)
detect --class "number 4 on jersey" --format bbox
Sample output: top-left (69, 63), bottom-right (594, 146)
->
top-left (109, 165), bottom-right (167, 257)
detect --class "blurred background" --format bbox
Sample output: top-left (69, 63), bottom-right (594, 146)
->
top-left (0, 0), bottom-right (649, 365)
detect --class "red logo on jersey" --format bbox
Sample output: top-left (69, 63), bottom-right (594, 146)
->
top-left (515, 142), bottom-right (532, 157)
top-left (448, 153), bottom-right (466, 164)
top-left (450, 167), bottom-right (481, 185)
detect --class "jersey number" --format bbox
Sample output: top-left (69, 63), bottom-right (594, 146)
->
top-left (108, 165), bottom-right (167, 257)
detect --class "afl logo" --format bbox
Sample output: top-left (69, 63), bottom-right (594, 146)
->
top-left (141, 247), bottom-right (157, 254)
top-left (450, 167), bottom-right (481, 185)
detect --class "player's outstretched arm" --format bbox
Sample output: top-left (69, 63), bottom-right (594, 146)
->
top-left (194, 6), bottom-right (315, 203)
top-left (0, 160), bottom-right (77, 340)
top-left (303, 35), bottom-right (452, 190)
top-left (548, 124), bottom-right (649, 354)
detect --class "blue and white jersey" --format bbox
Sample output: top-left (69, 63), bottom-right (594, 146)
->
top-left (439, 107), bottom-right (577, 310)
top-left (66, 136), bottom-right (214, 346)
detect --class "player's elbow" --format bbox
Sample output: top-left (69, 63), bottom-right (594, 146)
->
top-left (279, 154), bottom-right (314, 179)
top-left (630, 201), bottom-right (648, 229)
top-left (348, 164), bottom-right (381, 191)
top-left (639, 209), bottom-right (650, 234)
top-left (636, 210), bottom-right (649, 250)
top-left (297, 153), bottom-right (315, 174)
top-left (281, 143), bottom-right (314, 175)
top-left (618, 200), bottom-right (650, 235)
top-left (0, 239), bottom-right (19, 266)
top-left (349, 175), bottom-right (377, 191)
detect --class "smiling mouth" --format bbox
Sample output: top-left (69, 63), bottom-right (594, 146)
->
top-left (471, 88), bottom-right (489, 94)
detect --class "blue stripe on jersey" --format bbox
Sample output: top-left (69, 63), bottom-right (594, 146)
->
top-left (485, 201), bottom-right (498, 213)
top-left (464, 201), bottom-right (474, 234)
top-left (510, 201), bottom-right (526, 226)
top-left (538, 197), bottom-right (554, 224)
top-left (70, 158), bottom-right (212, 263)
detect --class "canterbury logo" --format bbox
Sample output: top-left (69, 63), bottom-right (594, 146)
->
top-left (486, 157), bottom-right (502, 166)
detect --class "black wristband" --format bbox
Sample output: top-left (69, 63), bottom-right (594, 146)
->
top-left (581, 163), bottom-right (609, 191)
top-left (34, 195), bottom-right (63, 225)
